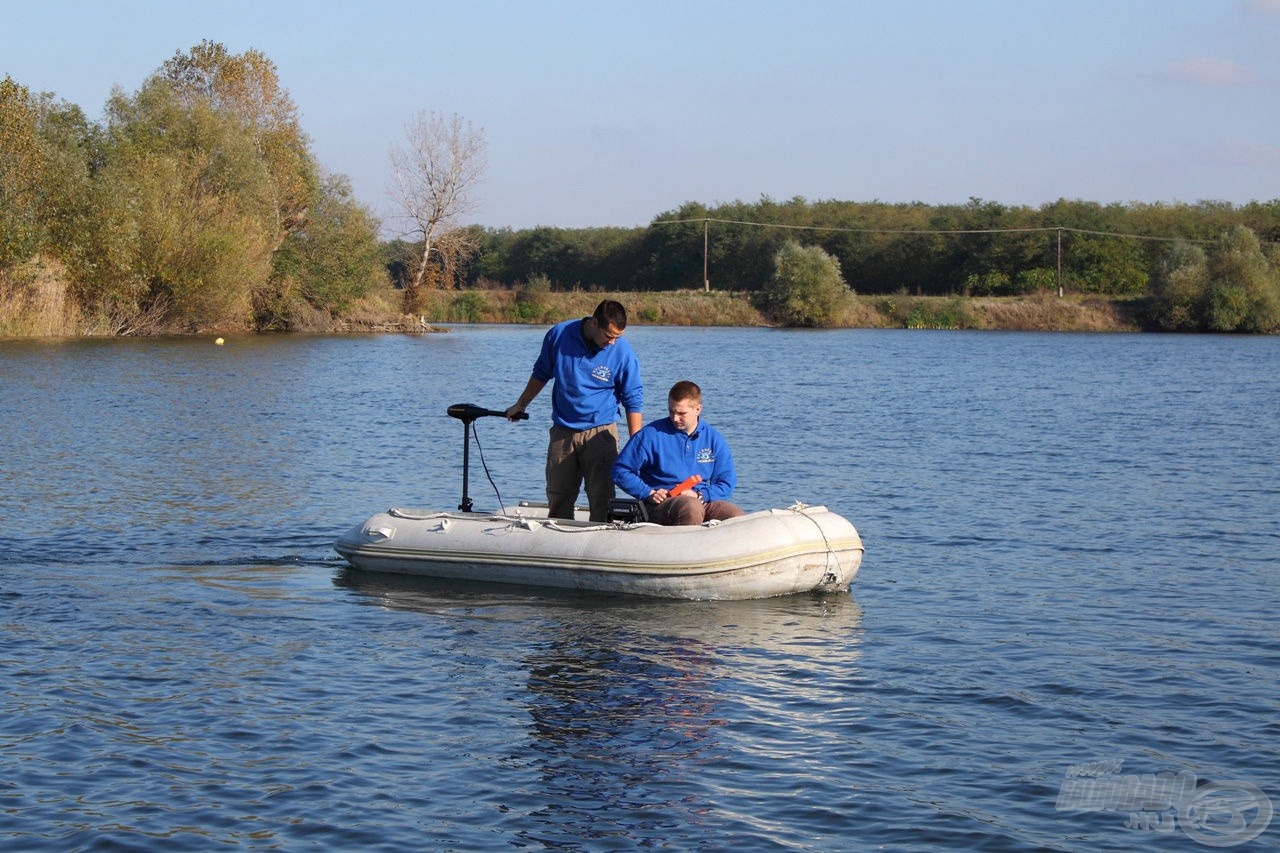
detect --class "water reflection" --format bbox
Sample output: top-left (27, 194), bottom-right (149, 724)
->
top-left (515, 620), bottom-right (721, 843)
top-left (334, 569), bottom-right (864, 847)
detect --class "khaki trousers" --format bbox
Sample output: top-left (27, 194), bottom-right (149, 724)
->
top-left (546, 424), bottom-right (619, 521)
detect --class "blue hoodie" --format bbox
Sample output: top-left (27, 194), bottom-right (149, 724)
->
top-left (532, 318), bottom-right (643, 430)
top-left (612, 417), bottom-right (738, 503)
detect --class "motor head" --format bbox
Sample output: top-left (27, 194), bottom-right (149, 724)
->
top-left (447, 403), bottom-right (528, 423)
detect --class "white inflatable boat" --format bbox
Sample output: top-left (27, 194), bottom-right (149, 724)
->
top-left (334, 405), bottom-right (865, 600)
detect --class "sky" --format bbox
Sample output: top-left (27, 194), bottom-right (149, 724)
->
top-left (3, 0), bottom-right (1278, 235)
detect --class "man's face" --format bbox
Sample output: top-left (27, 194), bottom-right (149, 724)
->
top-left (668, 396), bottom-right (701, 434)
top-left (588, 319), bottom-right (624, 348)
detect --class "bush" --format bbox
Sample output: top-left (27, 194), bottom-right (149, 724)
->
top-left (1149, 226), bottom-right (1280, 332)
top-left (1149, 241), bottom-right (1208, 331)
top-left (1207, 225), bottom-right (1280, 332)
top-left (904, 297), bottom-right (968, 329)
top-left (1016, 267), bottom-right (1058, 294)
top-left (966, 271), bottom-right (1011, 296)
top-left (1206, 282), bottom-right (1251, 332)
top-left (271, 174), bottom-right (382, 320)
top-left (511, 273), bottom-right (551, 321)
top-left (757, 241), bottom-right (851, 327)
top-left (450, 291), bottom-right (486, 323)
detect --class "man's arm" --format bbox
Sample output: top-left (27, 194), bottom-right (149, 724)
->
top-left (506, 377), bottom-right (546, 420)
top-left (611, 428), bottom-right (653, 501)
top-left (700, 428), bottom-right (738, 501)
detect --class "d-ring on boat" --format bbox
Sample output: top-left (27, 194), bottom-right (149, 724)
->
top-left (334, 404), bottom-right (865, 600)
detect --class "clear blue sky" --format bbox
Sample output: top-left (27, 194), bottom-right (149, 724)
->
top-left (4, 0), bottom-right (1278, 234)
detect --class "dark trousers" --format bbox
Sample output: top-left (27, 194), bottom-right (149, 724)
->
top-left (645, 493), bottom-right (744, 526)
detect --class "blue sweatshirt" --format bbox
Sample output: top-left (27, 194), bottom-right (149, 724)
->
top-left (612, 417), bottom-right (738, 503)
top-left (532, 318), bottom-right (643, 430)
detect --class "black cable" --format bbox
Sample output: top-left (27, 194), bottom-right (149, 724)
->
top-left (469, 421), bottom-right (507, 514)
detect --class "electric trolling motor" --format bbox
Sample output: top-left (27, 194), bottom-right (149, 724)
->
top-left (446, 403), bottom-right (527, 512)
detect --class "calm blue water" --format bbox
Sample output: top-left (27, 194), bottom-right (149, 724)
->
top-left (2, 326), bottom-right (1277, 851)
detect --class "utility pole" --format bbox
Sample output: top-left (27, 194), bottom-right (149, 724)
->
top-left (1057, 228), bottom-right (1064, 298)
top-left (703, 219), bottom-right (710, 291)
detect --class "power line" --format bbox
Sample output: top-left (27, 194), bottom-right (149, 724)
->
top-left (650, 217), bottom-right (1226, 298)
top-left (650, 216), bottom-right (1216, 244)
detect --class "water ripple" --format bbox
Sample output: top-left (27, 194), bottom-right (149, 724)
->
top-left (3, 331), bottom-right (1278, 850)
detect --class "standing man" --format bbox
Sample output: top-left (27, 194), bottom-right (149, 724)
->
top-left (611, 380), bottom-right (744, 526)
top-left (506, 299), bottom-right (643, 521)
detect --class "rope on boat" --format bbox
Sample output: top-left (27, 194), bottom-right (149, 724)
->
top-left (787, 502), bottom-right (841, 585)
top-left (387, 507), bottom-right (626, 533)
top-left (499, 516), bottom-right (609, 532)
top-left (388, 508), bottom-right (455, 520)
top-left (540, 520), bottom-right (616, 532)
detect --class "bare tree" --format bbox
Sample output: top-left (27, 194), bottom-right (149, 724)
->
top-left (388, 111), bottom-right (486, 291)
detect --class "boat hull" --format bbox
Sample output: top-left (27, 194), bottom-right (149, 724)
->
top-left (335, 503), bottom-right (864, 600)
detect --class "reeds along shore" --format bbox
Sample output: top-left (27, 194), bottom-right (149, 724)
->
top-left (1, 277), bottom-right (1151, 338)
top-left (340, 288), bottom-right (1149, 334)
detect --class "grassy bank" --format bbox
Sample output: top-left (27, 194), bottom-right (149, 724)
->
top-left (339, 287), bottom-right (1147, 334)
top-left (2, 261), bottom-right (1148, 337)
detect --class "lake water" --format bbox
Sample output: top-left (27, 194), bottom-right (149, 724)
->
top-left (2, 326), bottom-right (1277, 851)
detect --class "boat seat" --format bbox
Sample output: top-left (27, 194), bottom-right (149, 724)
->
top-left (607, 498), bottom-right (649, 523)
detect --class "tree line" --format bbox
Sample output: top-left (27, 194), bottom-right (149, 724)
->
top-left (2, 42), bottom-right (382, 334)
top-left (421, 197), bottom-right (1280, 331)
top-left (3, 41), bottom-right (1279, 334)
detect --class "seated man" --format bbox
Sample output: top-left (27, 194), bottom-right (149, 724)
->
top-left (611, 380), bottom-right (745, 526)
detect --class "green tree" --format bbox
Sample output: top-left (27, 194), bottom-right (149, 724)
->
top-left (1205, 225), bottom-right (1280, 333)
top-left (1149, 226), bottom-right (1280, 332)
top-left (503, 227), bottom-right (583, 287)
top-left (77, 42), bottom-right (322, 331)
top-left (706, 199), bottom-right (791, 291)
top-left (758, 241), bottom-right (851, 327)
top-left (638, 204), bottom-right (710, 290)
top-left (265, 173), bottom-right (383, 325)
top-left (160, 40), bottom-right (316, 247)
top-left (96, 79), bottom-right (273, 329)
top-left (1070, 234), bottom-right (1148, 294)
top-left (1149, 241), bottom-right (1209, 331)
top-left (0, 77), bottom-right (51, 268)
top-left (31, 98), bottom-right (100, 256)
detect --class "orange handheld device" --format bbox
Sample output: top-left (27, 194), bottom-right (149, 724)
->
top-left (668, 474), bottom-right (702, 497)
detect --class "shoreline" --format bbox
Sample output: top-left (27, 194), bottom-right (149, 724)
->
top-left (0, 286), bottom-right (1170, 339)
top-left (336, 289), bottom-right (1152, 336)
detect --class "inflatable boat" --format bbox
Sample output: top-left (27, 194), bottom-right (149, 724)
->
top-left (334, 405), bottom-right (864, 600)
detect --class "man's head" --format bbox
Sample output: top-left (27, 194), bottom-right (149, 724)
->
top-left (667, 380), bottom-right (702, 435)
top-left (586, 299), bottom-right (627, 348)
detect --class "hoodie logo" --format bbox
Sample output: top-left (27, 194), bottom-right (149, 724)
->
top-left (696, 448), bottom-right (714, 464)
top-left (591, 364), bottom-right (613, 382)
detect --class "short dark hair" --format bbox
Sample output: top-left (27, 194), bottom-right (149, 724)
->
top-left (668, 380), bottom-right (701, 404)
top-left (593, 299), bottom-right (628, 330)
